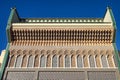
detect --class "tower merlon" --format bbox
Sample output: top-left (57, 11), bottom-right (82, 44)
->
top-left (103, 7), bottom-right (116, 28)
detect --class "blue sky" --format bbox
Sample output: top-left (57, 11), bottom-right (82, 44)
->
top-left (0, 0), bottom-right (120, 52)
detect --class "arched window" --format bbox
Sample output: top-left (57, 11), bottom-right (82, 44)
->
top-left (113, 55), bottom-right (118, 67)
top-left (77, 55), bottom-right (83, 67)
top-left (95, 55), bottom-right (101, 67)
top-left (46, 54), bottom-right (51, 67)
top-left (15, 55), bottom-right (22, 67)
top-left (65, 55), bottom-right (70, 67)
top-left (59, 55), bottom-right (63, 67)
top-left (83, 55), bottom-right (89, 67)
top-left (52, 55), bottom-right (57, 67)
top-left (71, 55), bottom-right (76, 67)
top-left (34, 55), bottom-right (39, 67)
top-left (101, 55), bottom-right (108, 67)
top-left (28, 55), bottom-right (34, 67)
top-left (9, 55), bottom-right (16, 67)
top-left (107, 55), bottom-right (113, 67)
top-left (89, 55), bottom-right (95, 67)
top-left (40, 55), bottom-right (45, 67)
top-left (21, 55), bottom-right (27, 67)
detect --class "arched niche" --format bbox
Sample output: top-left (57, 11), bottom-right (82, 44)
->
top-left (77, 55), bottom-right (83, 68)
top-left (65, 55), bottom-right (70, 67)
top-left (27, 55), bottom-right (34, 67)
top-left (52, 55), bottom-right (58, 67)
top-left (40, 55), bottom-right (46, 67)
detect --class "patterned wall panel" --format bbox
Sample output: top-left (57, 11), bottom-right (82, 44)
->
top-left (88, 71), bottom-right (117, 80)
top-left (38, 71), bottom-right (85, 80)
top-left (6, 71), bottom-right (35, 80)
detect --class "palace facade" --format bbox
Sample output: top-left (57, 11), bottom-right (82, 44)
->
top-left (0, 7), bottom-right (120, 80)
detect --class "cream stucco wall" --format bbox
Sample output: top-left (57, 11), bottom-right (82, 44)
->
top-left (0, 50), bottom-right (6, 66)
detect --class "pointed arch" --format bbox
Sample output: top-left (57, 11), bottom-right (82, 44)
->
top-left (52, 55), bottom-right (58, 67)
top-left (101, 55), bottom-right (108, 67)
top-left (34, 50), bottom-right (40, 67)
top-left (21, 54), bottom-right (27, 67)
top-left (82, 50), bottom-right (88, 67)
top-left (17, 50), bottom-right (22, 55)
top-left (10, 49), bottom-right (16, 55)
top-left (46, 54), bottom-right (51, 67)
top-left (95, 54), bottom-right (101, 67)
top-left (76, 50), bottom-right (81, 55)
top-left (77, 55), bottom-right (83, 67)
top-left (107, 54), bottom-right (114, 67)
top-left (41, 50), bottom-right (46, 55)
top-left (88, 50), bottom-right (93, 55)
top-left (52, 50), bottom-right (57, 55)
top-left (46, 50), bottom-right (51, 54)
top-left (59, 55), bottom-right (64, 67)
top-left (83, 55), bottom-right (89, 67)
top-left (65, 55), bottom-right (70, 67)
top-left (8, 50), bottom-right (16, 67)
top-left (29, 50), bottom-right (34, 55)
top-left (70, 50), bottom-right (75, 54)
top-left (100, 50), bottom-right (106, 55)
top-left (28, 55), bottom-right (34, 67)
top-left (89, 55), bottom-right (95, 67)
top-left (106, 50), bottom-right (114, 67)
top-left (23, 50), bottom-right (28, 55)
top-left (40, 55), bottom-right (45, 67)
top-left (15, 55), bottom-right (22, 67)
top-left (9, 55), bottom-right (16, 67)
top-left (71, 54), bottom-right (76, 67)
top-left (94, 49), bottom-right (99, 55)
top-left (35, 50), bottom-right (40, 54)
top-left (34, 54), bottom-right (39, 67)
top-left (82, 50), bottom-right (87, 55)
top-left (94, 50), bottom-right (102, 67)
top-left (113, 55), bottom-right (118, 67)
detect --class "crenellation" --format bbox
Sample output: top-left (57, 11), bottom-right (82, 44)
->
top-left (23, 18), bottom-right (104, 23)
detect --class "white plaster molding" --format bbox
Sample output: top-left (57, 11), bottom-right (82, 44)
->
top-left (51, 55), bottom-right (53, 68)
top-left (57, 55), bottom-right (59, 68)
top-left (104, 7), bottom-right (112, 23)
top-left (32, 55), bottom-right (35, 68)
top-left (112, 55), bottom-right (116, 68)
top-left (13, 55), bottom-right (17, 68)
top-left (20, 55), bottom-right (23, 68)
top-left (26, 55), bottom-right (29, 68)
top-left (88, 55), bottom-right (90, 68)
top-left (75, 55), bottom-right (77, 68)
top-left (93, 55), bottom-right (97, 68)
top-left (81, 55), bottom-right (84, 68)
top-left (100, 55), bottom-right (102, 68)
top-left (45, 55), bottom-right (47, 68)
top-left (70, 55), bottom-right (71, 68)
